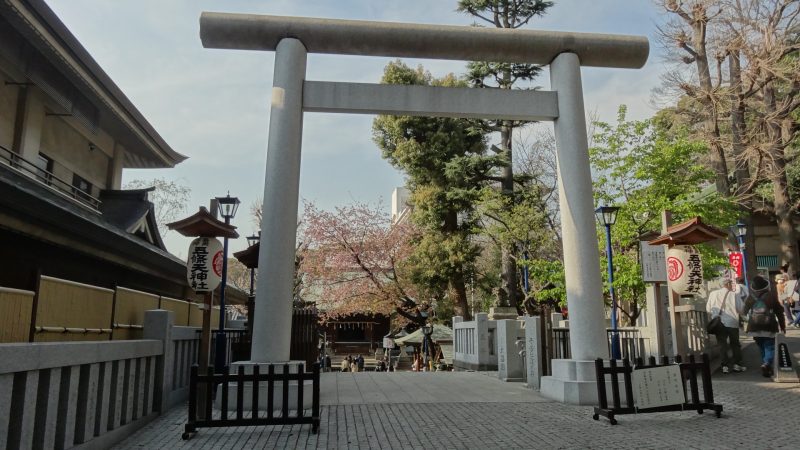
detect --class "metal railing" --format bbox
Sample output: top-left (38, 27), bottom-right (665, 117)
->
top-left (196, 329), bottom-right (248, 370)
top-left (606, 328), bottom-right (650, 362)
top-left (548, 327), bottom-right (651, 362)
top-left (0, 144), bottom-right (101, 210)
top-left (551, 328), bottom-right (572, 359)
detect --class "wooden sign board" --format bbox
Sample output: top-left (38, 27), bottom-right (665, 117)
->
top-left (640, 241), bottom-right (667, 283)
top-left (632, 365), bottom-right (684, 409)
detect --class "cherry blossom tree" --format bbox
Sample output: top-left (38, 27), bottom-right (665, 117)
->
top-left (298, 201), bottom-right (427, 325)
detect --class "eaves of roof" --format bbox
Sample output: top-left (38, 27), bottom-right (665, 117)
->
top-left (0, 164), bottom-right (186, 278)
top-left (0, 0), bottom-right (187, 168)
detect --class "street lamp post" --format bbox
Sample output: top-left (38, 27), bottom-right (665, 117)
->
top-left (422, 323), bottom-right (434, 371)
top-left (595, 205), bottom-right (621, 360)
top-left (246, 232), bottom-right (260, 296)
top-left (522, 249), bottom-right (530, 294)
top-left (245, 232), bottom-right (259, 343)
top-left (214, 194), bottom-right (240, 372)
top-left (733, 220), bottom-right (750, 290)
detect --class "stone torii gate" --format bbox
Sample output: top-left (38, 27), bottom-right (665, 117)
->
top-left (199, 13), bottom-right (648, 404)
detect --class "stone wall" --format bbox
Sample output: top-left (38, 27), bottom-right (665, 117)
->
top-left (0, 310), bottom-right (199, 450)
top-left (452, 313), bottom-right (497, 371)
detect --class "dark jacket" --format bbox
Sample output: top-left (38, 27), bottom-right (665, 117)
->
top-left (743, 290), bottom-right (785, 334)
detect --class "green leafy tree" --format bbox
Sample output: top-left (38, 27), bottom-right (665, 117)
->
top-left (476, 177), bottom-right (560, 312)
top-left (457, 0), bottom-right (554, 310)
top-left (372, 61), bottom-right (500, 320)
top-left (590, 106), bottom-right (737, 325)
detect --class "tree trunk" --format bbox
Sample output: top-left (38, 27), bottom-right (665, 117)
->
top-left (764, 84), bottom-right (799, 272)
top-left (449, 267), bottom-right (471, 321)
top-left (498, 65), bottom-right (518, 309)
top-left (728, 50), bottom-right (758, 277)
top-left (690, 5), bottom-right (730, 195)
top-left (443, 209), bottom-right (472, 320)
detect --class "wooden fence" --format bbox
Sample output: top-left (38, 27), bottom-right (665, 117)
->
top-left (0, 287), bottom-right (34, 343)
top-left (0, 276), bottom-right (219, 343)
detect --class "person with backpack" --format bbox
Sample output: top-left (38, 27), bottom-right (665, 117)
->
top-left (743, 274), bottom-right (786, 378)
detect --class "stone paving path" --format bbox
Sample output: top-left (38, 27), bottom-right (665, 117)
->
top-left (114, 331), bottom-right (800, 449)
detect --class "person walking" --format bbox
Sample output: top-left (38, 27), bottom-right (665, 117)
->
top-left (340, 356), bottom-right (350, 372)
top-left (776, 274), bottom-right (794, 323)
top-left (743, 275), bottom-right (786, 378)
top-left (706, 275), bottom-right (746, 373)
top-left (788, 271), bottom-right (800, 328)
top-left (356, 354), bottom-right (365, 372)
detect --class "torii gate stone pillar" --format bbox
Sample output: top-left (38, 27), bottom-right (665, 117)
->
top-left (200, 12), bottom-right (649, 406)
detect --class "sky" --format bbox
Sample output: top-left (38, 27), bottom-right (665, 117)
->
top-left (46, 0), bottom-right (667, 258)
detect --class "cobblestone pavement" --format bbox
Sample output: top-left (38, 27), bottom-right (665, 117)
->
top-left (114, 332), bottom-right (800, 449)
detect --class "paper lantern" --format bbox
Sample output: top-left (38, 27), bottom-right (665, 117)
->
top-left (667, 245), bottom-right (703, 295)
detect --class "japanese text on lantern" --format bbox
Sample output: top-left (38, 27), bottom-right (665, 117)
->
top-left (190, 239), bottom-right (209, 290)
top-left (187, 237), bottom-right (223, 292)
top-left (666, 245), bottom-right (703, 295)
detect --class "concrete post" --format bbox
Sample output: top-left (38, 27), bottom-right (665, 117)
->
top-left (524, 316), bottom-right (543, 390)
top-left (496, 319), bottom-right (525, 381)
top-left (549, 52), bottom-right (608, 361)
top-left (143, 309), bottom-right (174, 412)
top-left (252, 38), bottom-right (308, 363)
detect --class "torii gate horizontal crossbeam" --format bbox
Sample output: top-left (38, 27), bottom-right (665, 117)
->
top-left (200, 13), bottom-right (649, 69)
top-left (302, 81), bottom-right (559, 121)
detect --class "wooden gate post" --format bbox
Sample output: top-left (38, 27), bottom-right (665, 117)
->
top-left (197, 292), bottom-right (213, 418)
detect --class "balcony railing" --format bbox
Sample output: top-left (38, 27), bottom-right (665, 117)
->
top-left (0, 144), bottom-right (101, 210)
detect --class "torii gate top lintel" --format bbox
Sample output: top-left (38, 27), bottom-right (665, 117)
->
top-left (199, 12), bottom-right (649, 69)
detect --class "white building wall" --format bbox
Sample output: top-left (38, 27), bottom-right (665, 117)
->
top-left (391, 187), bottom-right (409, 224)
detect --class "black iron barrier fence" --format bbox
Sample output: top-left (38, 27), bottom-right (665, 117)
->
top-left (592, 353), bottom-right (722, 425)
top-left (183, 362), bottom-right (320, 439)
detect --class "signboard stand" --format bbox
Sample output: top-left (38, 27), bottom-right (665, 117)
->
top-left (592, 353), bottom-right (722, 425)
top-left (774, 333), bottom-right (800, 383)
